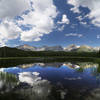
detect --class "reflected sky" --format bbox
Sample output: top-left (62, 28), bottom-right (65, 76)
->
top-left (0, 62), bottom-right (100, 100)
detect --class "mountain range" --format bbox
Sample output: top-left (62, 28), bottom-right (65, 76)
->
top-left (16, 44), bottom-right (100, 52)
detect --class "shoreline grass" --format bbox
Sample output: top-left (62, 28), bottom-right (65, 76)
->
top-left (0, 56), bottom-right (98, 59)
top-left (0, 57), bottom-right (100, 68)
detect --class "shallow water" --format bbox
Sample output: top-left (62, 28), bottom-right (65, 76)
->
top-left (0, 62), bottom-right (100, 100)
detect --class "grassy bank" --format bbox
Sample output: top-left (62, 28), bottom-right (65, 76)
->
top-left (0, 56), bottom-right (99, 68)
top-left (0, 56), bottom-right (98, 62)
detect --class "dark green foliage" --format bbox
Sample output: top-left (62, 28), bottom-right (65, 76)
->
top-left (98, 50), bottom-right (100, 57)
top-left (0, 46), bottom-right (99, 58)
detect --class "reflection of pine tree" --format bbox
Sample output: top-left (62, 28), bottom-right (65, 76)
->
top-left (97, 63), bottom-right (100, 73)
top-left (0, 72), bottom-right (17, 83)
top-left (77, 67), bottom-right (84, 72)
top-left (90, 64), bottom-right (100, 84)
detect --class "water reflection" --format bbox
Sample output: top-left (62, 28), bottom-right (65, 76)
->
top-left (0, 72), bottom-right (18, 94)
top-left (18, 62), bottom-right (98, 69)
top-left (0, 62), bottom-right (100, 100)
top-left (19, 62), bottom-right (63, 68)
top-left (16, 72), bottom-right (51, 100)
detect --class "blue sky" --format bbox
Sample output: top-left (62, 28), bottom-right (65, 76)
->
top-left (0, 0), bottom-right (100, 47)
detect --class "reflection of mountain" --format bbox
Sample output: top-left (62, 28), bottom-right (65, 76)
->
top-left (19, 63), bottom-right (36, 68)
top-left (63, 62), bottom-right (98, 69)
top-left (0, 62), bottom-right (99, 72)
top-left (19, 63), bottom-right (63, 68)
top-left (40, 63), bottom-right (63, 68)
top-left (63, 63), bottom-right (80, 69)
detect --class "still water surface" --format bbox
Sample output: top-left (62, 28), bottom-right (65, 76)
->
top-left (0, 62), bottom-right (100, 100)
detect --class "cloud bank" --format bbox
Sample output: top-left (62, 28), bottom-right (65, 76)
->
top-left (0, 0), bottom-right (58, 46)
top-left (67, 0), bottom-right (100, 27)
top-left (0, 0), bottom-right (30, 19)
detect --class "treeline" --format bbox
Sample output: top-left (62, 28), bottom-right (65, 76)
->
top-left (0, 47), bottom-right (99, 58)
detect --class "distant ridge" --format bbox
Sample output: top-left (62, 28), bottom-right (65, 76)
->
top-left (64, 44), bottom-right (79, 51)
top-left (16, 44), bottom-right (100, 52)
top-left (64, 44), bottom-right (100, 52)
top-left (16, 45), bottom-right (63, 51)
top-left (16, 44), bottom-right (37, 51)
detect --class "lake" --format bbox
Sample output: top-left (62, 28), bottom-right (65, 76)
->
top-left (0, 60), bottom-right (100, 100)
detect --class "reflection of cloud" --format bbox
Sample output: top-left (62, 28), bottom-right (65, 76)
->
top-left (0, 67), bottom-right (20, 72)
top-left (0, 62), bottom-right (100, 100)
top-left (16, 72), bottom-right (51, 100)
top-left (0, 68), bottom-right (5, 72)
top-left (60, 90), bottom-right (67, 99)
top-left (33, 72), bottom-right (40, 76)
top-left (64, 77), bottom-right (82, 80)
top-left (0, 81), bottom-right (3, 89)
top-left (86, 88), bottom-right (100, 100)
top-left (0, 72), bottom-right (17, 93)
top-left (18, 72), bottom-right (42, 86)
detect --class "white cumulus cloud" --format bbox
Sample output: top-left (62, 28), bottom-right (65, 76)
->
top-left (58, 25), bottom-right (65, 31)
top-left (18, 0), bottom-right (58, 41)
top-left (67, 0), bottom-right (100, 27)
top-left (0, 0), bottom-right (58, 46)
top-left (58, 14), bottom-right (70, 24)
top-left (65, 33), bottom-right (83, 38)
top-left (0, 0), bottom-right (30, 19)
top-left (0, 20), bottom-right (21, 46)
top-left (57, 14), bottom-right (70, 31)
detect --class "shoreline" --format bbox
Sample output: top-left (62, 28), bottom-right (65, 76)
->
top-left (0, 56), bottom-right (99, 62)
top-left (0, 57), bottom-right (99, 68)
